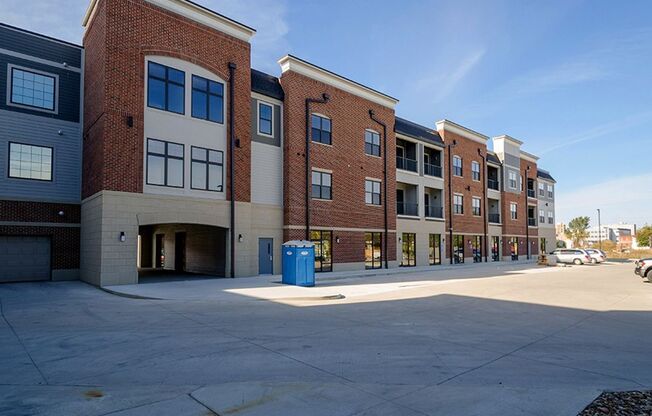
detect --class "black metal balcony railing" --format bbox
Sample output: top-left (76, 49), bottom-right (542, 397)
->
top-left (425, 206), bottom-right (443, 218)
top-left (488, 213), bottom-right (500, 223)
top-left (396, 156), bottom-right (418, 172)
top-left (528, 218), bottom-right (537, 226)
top-left (527, 189), bottom-right (536, 198)
top-left (488, 178), bottom-right (499, 190)
top-left (424, 163), bottom-right (442, 178)
top-left (397, 202), bottom-right (418, 216)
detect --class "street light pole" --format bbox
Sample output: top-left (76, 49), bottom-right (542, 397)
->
top-left (597, 208), bottom-right (602, 251)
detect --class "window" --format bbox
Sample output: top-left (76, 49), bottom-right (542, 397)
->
top-left (147, 62), bottom-right (185, 114)
top-left (509, 237), bottom-right (519, 261)
top-left (453, 235), bottom-right (465, 264)
top-left (8, 142), bottom-right (52, 181)
top-left (453, 194), bottom-right (464, 214)
top-left (257, 101), bottom-right (273, 136)
top-left (547, 184), bottom-right (554, 198)
top-left (471, 161), bottom-right (480, 181)
top-left (509, 171), bottom-right (517, 189)
top-left (453, 156), bottom-right (463, 176)
top-left (365, 179), bottom-right (381, 205)
top-left (401, 233), bottom-right (416, 267)
top-left (539, 209), bottom-right (545, 223)
top-left (311, 114), bottom-right (331, 145)
top-left (10, 67), bottom-right (56, 111)
top-left (364, 130), bottom-right (380, 156)
top-left (311, 230), bottom-right (332, 272)
top-left (191, 146), bottom-right (223, 191)
top-left (472, 197), bottom-right (481, 216)
top-left (540, 238), bottom-right (547, 253)
top-left (191, 75), bottom-right (224, 123)
top-left (539, 182), bottom-right (545, 197)
top-left (429, 234), bottom-right (441, 265)
top-left (147, 138), bottom-right (184, 187)
top-left (365, 232), bottom-right (382, 269)
top-left (472, 236), bottom-right (482, 263)
top-left (510, 202), bottom-right (518, 220)
top-left (311, 170), bottom-right (332, 200)
top-left (548, 211), bottom-right (554, 224)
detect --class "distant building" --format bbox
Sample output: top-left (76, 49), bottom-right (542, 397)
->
top-left (586, 224), bottom-right (638, 249)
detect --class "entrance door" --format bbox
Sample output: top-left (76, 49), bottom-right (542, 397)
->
top-left (174, 232), bottom-right (186, 272)
top-left (401, 233), bottom-right (416, 267)
top-left (0, 236), bottom-right (51, 282)
top-left (155, 234), bottom-right (165, 268)
top-left (258, 238), bottom-right (273, 274)
top-left (492, 236), bottom-right (500, 261)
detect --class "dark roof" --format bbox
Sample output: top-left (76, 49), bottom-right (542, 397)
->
top-left (0, 22), bottom-right (83, 49)
top-left (537, 169), bottom-right (556, 182)
top-left (394, 117), bottom-right (443, 146)
top-left (251, 69), bottom-right (284, 100)
top-left (487, 153), bottom-right (501, 165)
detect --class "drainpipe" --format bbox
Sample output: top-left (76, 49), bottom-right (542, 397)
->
top-left (369, 110), bottom-right (388, 269)
top-left (304, 93), bottom-right (330, 241)
top-left (525, 165), bottom-right (531, 261)
top-left (478, 149), bottom-right (488, 262)
top-left (228, 62), bottom-right (236, 278)
top-left (446, 139), bottom-right (457, 264)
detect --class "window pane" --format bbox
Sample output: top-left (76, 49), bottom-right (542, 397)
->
top-left (168, 68), bottom-right (185, 85)
top-left (167, 158), bottom-right (183, 187)
top-left (209, 95), bottom-right (223, 123)
top-left (147, 155), bottom-right (165, 185)
top-left (373, 194), bottom-right (380, 205)
top-left (322, 173), bottom-right (331, 187)
top-left (259, 119), bottom-right (272, 135)
top-left (365, 143), bottom-right (372, 155)
top-left (365, 192), bottom-right (372, 204)
top-left (192, 147), bottom-right (207, 161)
top-left (168, 143), bottom-right (184, 158)
top-left (259, 103), bottom-right (272, 120)
top-left (312, 184), bottom-right (321, 198)
top-left (322, 187), bottom-right (331, 200)
top-left (191, 161), bottom-right (206, 189)
top-left (192, 90), bottom-right (207, 119)
top-left (373, 182), bottom-right (380, 193)
top-left (148, 139), bottom-right (165, 154)
top-left (311, 127), bottom-right (321, 142)
top-left (208, 164), bottom-right (222, 191)
top-left (365, 181), bottom-right (372, 192)
top-left (148, 78), bottom-right (165, 109)
top-left (192, 75), bottom-right (207, 90)
top-left (148, 62), bottom-right (166, 79)
top-left (321, 131), bottom-right (331, 144)
top-left (311, 114), bottom-right (320, 129)
top-left (322, 118), bottom-right (331, 132)
top-left (312, 171), bottom-right (321, 185)
top-left (209, 81), bottom-right (223, 96)
top-left (168, 84), bottom-right (184, 114)
top-left (209, 150), bottom-right (222, 164)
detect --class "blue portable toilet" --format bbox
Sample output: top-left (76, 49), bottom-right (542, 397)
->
top-left (282, 240), bottom-right (315, 287)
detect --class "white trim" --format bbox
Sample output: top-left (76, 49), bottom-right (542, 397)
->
top-left (365, 176), bottom-right (382, 182)
top-left (311, 167), bottom-right (332, 174)
top-left (6, 64), bottom-right (59, 115)
top-left (435, 119), bottom-right (488, 144)
top-left (278, 55), bottom-right (398, 109)
top-left (256, 100), bottom-right (274, 138)
top-left (493, 134), bottom-right (523, 146)
top-left (0, 48), bottom-right (81, 72)
top-left (251, 91), bottom-right (282, 106)
top-left (520, 150), bottom-right (539, 162)
top-left (395, 132), bottom-right (421, 145)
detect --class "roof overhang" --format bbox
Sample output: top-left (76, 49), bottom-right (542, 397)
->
top-left (278, 55), bottom-right (398, 109)
top-left (493, 134), bottom-right (524, 146)
top-left (83, 0), bottom-right (256, 42)
top-left (520, 150), bottom-right (540, 163)
top-left (435, 119), bottom-right (488, 145)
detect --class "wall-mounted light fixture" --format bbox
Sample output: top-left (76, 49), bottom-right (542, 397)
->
top-left (119, 232), bottom-right (126, 242)
top-left (127, 116), bottom-right (134, 128)
top-left (58, 210), bottom-right (65, 217)
top-left (57, 130), bottom-right (63, 136)
top-left (238, 234), bottom-right (244, 243)
top-left (335, 236), bottom-right (341, 244)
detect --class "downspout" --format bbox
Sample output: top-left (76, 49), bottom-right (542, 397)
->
top-left (525, 165), bottom-right (531, 260)
top-left (446, 140), bottom-right (457, 264)
top-left (369, 110), bottom-right (388, 269)
top-left (228, 62), bottom-right (236, 278)
top-left (478, 149), bottom-right (488, 262)
top-left (304, 93), bottom-right (330, 241)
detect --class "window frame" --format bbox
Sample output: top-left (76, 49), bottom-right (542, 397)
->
top-left (364, 129), bottom-right (381, 157)
top-left (453, 193), bottom-right (464, 215)
top-left (548, 211), bottom-right (554, 224)
top-left (311, 170), bottom-right (332, 200)
top-left (539, 209), bottom-right (545, 223)
top-left (311, 230), bottom-right (333, 272)
top-left (471, 161), bottom-right (481, 181)
top-left (453, 155), bottom-right (463, 177)
top-left (147, 61), bottom-right (185, 115)
top-left (311, 113), bottom-right (332, 145)
top-left (538, 182), bottom-right (545, 196)
top-left (510, 202), bottom-right (518, 220)
top-left (365, 179), bottom-right (381, 205)
top-left (509, 171), bottom-right (517, 189)
top-left (146, 138), bottom-right (185, 188)
top-left (8, 65), bottom-right (58, 114)
top-left (472, 196), bottom-right (481, 216)
top-left (190, 74), bottom-right (224, 123)
top-left (365, 232), bottom-right (382, 270)
top-left (256, 100), bottom-right (274, 137)
top-left (547, 184), bottom-right (554, 198)
top-left (7, 141), bottom-right (54, 182)
top-left (190, 146), bottom-right (224, 192)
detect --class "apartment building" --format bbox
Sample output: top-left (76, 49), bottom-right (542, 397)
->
top-left (0, 23), bottom-right (83, 283)
top-left (537, 169), bottom-right (556, 254)
top-left (1, 0), bottom-right (556, 285)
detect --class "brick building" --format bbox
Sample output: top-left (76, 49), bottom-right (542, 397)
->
top-left (0, 0), bottom-right (556, 285)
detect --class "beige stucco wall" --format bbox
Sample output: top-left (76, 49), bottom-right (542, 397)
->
top-left (396, 217), bottom-right (446, 267)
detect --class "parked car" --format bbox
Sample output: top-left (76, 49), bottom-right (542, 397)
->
top-left (585, 249), bottom-right (606, 264)
top-left (551, 249), bottom-right (593, 265)
top-left (634, 258), bottom-right (652, 279)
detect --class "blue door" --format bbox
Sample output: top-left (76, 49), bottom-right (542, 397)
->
top-left (258, 238), bottom-right (273, 274)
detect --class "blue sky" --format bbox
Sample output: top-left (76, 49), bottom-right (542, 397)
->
top-left (4, 0), bottom-right (651, 226)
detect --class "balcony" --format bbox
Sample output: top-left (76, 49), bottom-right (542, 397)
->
top-left (527, 189), bottom-right (536, 198)
top-left (396, 156), bottom-right (418, 173)
top-left (488, 178), bottom-right (499, 191)
top-left (489, 213), bottom-right (500, 224)
top-left (425, 206), bottom-right (443, 219)
top-left (528, 218), bottom-right (537, 226)
top-left (424, 163), bottom-right (442, 178)
top-left (397, 202), bottom-right (418, 216)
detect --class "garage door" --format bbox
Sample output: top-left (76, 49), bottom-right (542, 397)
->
top-left (0, 236), bottom-right (51, 283)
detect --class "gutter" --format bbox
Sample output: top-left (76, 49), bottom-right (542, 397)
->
top-left (369, 110), bottom-right (389, 269)
top-left (304, 93), bottom-right (330, 240)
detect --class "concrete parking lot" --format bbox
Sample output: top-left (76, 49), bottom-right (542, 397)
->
top-left (0, 262), bottom-right (650, 415)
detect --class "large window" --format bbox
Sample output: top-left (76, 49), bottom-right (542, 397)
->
top-left (471, 161), bottom-right (480, 181)
top-left (491, 236), bottom-right (500, 262)
top-left (429, 234), bottom-right (441, 265)
top-left (8, 142), bottom-right (52, 181)
top-left (401, 233), bottom-right (416, 267)
top-left (509, 171), bottom-right (517, 189)
top-left (311, 230), bottom-right (332, 272)
top-left (453, 235), bottom-right (465, 264)
top-left (147, 138), bottom-right (184, 187)
top-left (548, 211), bottom-right (554, 224)
top-left (453, 156), bottom-right (463, 176)
top-left (311, 114), bottom-right (331, 145)
top-left (257, 101), bottom-right (273, 136)
top-left (539, 182), bottom-right (545, 197)
top-left (453, 194), bottom-right (464, 214)
top-left (365, 232), bottom-right (382, 269)
top-left (191, 75), bottom-right (224, 123)
top-left (547, 184), bottom-right (554, 198)
top-left (472, 236), bottom-right (482, 263)
top-left (10, 67), bottom-right (56, 111)
top-left (364, 130), bottom-right (380, 156)
top-left (510, 202), bottom-right (518, 220)
top-left (148, 62), bottom-right (185, 114)
top-left (191, 146), bottom-right (223, 191)
top-left (311, 170), bottom-right (332, 200)
top-left (365, 179), bottom-right (381, 205)
top-left (509, 237), bottom-right (519, 261)
top-left (472, 197), bottom-right (481, 216)
top-left (539, 209), bottom-right (545, 224)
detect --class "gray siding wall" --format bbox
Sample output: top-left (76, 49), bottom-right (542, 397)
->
top-left (0, 109), bottom-right (81, 203)
top-left (250, 98), bottom-right (281, 146)
top-left (0, 25), bottom-right (81, 68)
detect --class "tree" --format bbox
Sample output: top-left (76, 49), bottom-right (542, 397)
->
top-left (637, 225), bottom-right (652, 248)
top-left (565, 216), bottom-right (590, 248)
top-left (556, 240), bottom-right (567, 248)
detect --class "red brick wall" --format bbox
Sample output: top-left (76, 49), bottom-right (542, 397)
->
top-left (82, 0), bottom-right (252, 201)
top-left (280, 71), bottom-right (397, 262)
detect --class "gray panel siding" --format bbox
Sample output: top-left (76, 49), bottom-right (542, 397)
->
top-left (0, 53), bottom-right (81, 123)
top-left (0, 109), bottom-right (81, 203)
top-left (0, 25), bottom-right (81, 68)
top-left (250, 98), bottom-right (281, 146)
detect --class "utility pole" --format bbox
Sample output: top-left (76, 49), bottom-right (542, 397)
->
top-left (597, 208), bottom-right (602, 250)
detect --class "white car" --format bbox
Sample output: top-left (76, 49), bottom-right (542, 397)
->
top-left (551, 249), bottom-right (593, 265)
top-left (585, 249), bottom-right (606, 264)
